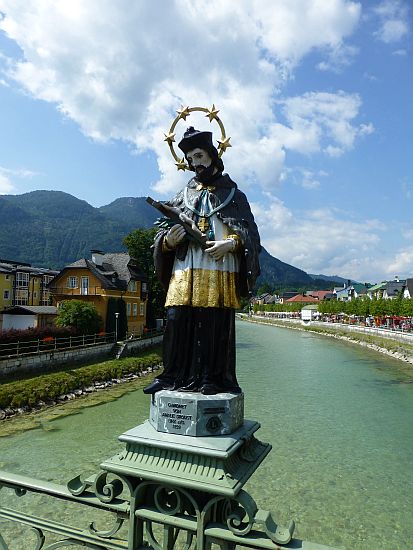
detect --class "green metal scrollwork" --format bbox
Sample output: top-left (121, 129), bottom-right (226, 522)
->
top-left (93, 472), bottom-right (124, 504)
top-left (32, 527), bottom-right (46, 550)
top-left (89, 516), bottom-right (125, 539)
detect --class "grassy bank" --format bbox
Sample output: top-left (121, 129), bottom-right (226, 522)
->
top-left (0, 346), bottom-right (162, 411)
top-left (240, 316), bottom-right (413, 368)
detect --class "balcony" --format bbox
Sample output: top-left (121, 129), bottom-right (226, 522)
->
top-left (48, 286), bottom-right (106, 296)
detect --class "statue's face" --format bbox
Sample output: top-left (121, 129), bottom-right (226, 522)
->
top-left (186, 148), bottom-right (212, 175)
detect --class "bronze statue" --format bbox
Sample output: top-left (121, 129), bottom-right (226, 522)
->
top-left (144, 109), bottom-right (260, 395)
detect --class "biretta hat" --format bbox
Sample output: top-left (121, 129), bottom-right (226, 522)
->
top-left (178, 127), bottom-right (214, 155)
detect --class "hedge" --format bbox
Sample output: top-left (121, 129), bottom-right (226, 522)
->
top-left (0, 347), bottom-right (162, 410)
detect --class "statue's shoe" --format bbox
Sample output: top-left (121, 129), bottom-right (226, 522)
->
top-left (199, 383), bottom-right (221, 395)
top-left (178, 380), bottom-right (201, 392)
top-left (143, 379), bottom-right (173, 394)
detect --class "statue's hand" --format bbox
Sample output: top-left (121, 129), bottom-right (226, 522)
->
top-left (165, 224), bottom-right (186, 249)
top-left (179, 212), bottom-right (199, 233)
top-left (205, 239), bottom-right (235, 261)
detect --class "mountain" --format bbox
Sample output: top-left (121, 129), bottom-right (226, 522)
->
top-left (98, 197), bottom-right (157, 228)
top-left (0, 190), bottom-right (331, 289)
top-left (258, 247), bottom-right (312, 287)
top-left (0, 191), bottom-right (153, 269)
top-left (309, 274), bottom-right (356, 285)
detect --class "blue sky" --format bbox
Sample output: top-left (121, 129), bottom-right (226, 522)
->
top-left (0, 1), bottom-right (411, 283)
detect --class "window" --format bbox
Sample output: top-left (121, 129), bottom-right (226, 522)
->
top-left (140, 303), bottom-right (145, 316)
top-left (5, 275), bottom-right (9, 280)
top-left (3, 290), bottom-right (10, 300)
top-left (15, 272), bottom-right (29, 287)
top-left (133, 303), bottom-right (138, 316)
top-left (127, 302), bottom-right (132, 316)
top-left (67, 276), bottom-right (78, 289)
top-left (129, 280), bottom-right (137, 292)
top-left (42, 275), bottom-right (54, 287)
top-left (14, 289), bottom-right (28, 305)
top-left (142, 282), bottom-right (147, 293)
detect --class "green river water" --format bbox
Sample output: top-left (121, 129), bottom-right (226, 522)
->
top-left (1, 321), bottom-right (413, 549)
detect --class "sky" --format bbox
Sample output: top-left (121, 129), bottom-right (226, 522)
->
top-left (0, 0), bottom-right (412, 283)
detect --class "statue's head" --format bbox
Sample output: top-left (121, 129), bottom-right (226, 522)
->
top-left (178, 127), bottom-right (224, 182)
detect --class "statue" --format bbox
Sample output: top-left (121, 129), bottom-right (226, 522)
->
top-left (144, 106), bottom-right (260, 395)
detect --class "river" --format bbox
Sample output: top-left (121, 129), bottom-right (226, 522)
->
top-left (1, 320), bottom-right (413, 549)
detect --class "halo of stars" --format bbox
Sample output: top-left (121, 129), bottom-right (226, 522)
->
top-left (164, 105), bottom-right (232, 171)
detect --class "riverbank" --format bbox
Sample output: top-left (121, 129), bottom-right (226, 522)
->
top-left (0, 347), bottom-right (161, 436)
top-left (239, 315), bottom-right (413, 370)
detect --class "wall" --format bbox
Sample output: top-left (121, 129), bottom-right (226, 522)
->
top-left (0, 273), bottom-right (13, 310)
top-left (117, 334), bottom-right (163, 358)
top-left (0, 342), bottom-right (115, 377)
top-left (0, 335), bottom-right (163, 377)
top-left (2, 314), bottom-right (37, 330)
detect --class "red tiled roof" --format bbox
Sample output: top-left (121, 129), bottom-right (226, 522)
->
top-left (284, 294), bottom-right (318, 303)
top-left (307, 290), bottom-right (331, 300)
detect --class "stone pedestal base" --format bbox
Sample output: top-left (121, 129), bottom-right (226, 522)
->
top-left (101, 419), bottom-right (271, 496)
top-left (149, 390), bottom-right (244, 436)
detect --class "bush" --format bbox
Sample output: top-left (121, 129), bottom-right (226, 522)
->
top-left (56, 300), bottom-right (102, 334)
top-left (0, 348), bottom-right (162, 410)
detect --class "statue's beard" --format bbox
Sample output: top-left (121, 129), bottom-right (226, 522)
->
top-left (195, 163), bottom-right (216, 183)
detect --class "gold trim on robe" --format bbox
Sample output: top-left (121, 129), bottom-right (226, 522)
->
top-left (165, 268), bottom-right (240, 308)
top-left (164, 212), bottom-right (242, 309)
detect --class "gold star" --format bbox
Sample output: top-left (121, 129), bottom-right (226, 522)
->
top-left (175, 157), bottom-right (188, 171)
top-left (217, 136), bottom-right (232, 153)
top-left (176, 106), bottom-right (191, 121)
top-left (163, 131), bottom-right (175, 145)
top-left (205, 104), bottom-right (219, 122)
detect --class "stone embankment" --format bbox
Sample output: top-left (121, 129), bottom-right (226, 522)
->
top-left (239, 315), bottom-right (413, 367)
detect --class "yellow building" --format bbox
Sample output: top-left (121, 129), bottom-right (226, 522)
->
top-left (0, 259), bottom-right (57, 311)
top-left (0, 263), bottom-right (13, 312)
top-left (48, 250), bottom-right (148, 336)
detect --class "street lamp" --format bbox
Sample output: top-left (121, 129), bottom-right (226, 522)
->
top-left (115, 312), bottom-right (119, 342)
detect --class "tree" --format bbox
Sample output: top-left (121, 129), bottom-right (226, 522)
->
top-left (56, 300), bottom-right (102, 334)
top-left (105, 297), bottom-right (127, 340)
top-left (123, 228), bottom-right (166, 328)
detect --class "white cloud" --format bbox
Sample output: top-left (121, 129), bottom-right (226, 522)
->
top-left (277, 91), bottom-right (374, 157)
top-left (373, 0), bottom-right (409, 43)
top-left (0, 0), bottom-right (365, 196)
top-left (252, 196), bottom-right (389, 281)
top-left (0, 166), bottom-right (39, 194)
top-left (316, 43), bottom-right (359, 72)
top-left (384, 248), bottom-right (413, 278)
top-left (0, 172), bottom-right (14, 193)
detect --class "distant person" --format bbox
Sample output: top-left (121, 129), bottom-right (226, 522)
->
top-left (144, 127), bottom-right (260, 395)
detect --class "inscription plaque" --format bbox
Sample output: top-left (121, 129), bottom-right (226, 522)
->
top-left (149, 390), bottom-right (244, 437)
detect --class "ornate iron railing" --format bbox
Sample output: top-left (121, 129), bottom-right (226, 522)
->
top-left (0, 468), bottom-right (333, 550)
top-left (0, 388), bottom-right (335, 549)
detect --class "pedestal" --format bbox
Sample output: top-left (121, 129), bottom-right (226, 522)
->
top-left (149, 389), bottom-right (244, 436)
top-left (101, 419), bottom-right (270, 496)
